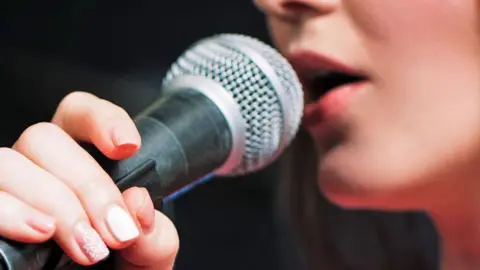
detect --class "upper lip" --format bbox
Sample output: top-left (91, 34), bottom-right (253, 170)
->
top-left (287, 50), bottom-right (367, 82)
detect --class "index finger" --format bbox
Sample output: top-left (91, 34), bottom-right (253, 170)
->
top-left (51, 91), bottom-right (141, 160)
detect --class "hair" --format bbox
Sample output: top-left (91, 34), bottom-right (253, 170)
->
top-left (276, 128), bottom-right (440, 270)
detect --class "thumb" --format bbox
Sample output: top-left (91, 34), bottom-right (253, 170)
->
top-left (117, 187), bottom-right (179, 270)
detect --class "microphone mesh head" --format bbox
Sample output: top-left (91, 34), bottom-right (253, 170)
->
top-left (163, 34), bottom-right (304, 175)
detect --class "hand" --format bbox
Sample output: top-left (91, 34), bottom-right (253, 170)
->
top-left (0, 91), bottom-right (179, 269)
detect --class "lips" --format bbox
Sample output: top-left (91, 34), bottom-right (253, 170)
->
top-left (287, 51), bottom-right (369, 130)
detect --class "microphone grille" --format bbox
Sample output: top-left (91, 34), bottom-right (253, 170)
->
top-left (163, 34), bottom-right (304, 175)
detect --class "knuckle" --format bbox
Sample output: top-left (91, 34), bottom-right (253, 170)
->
top-left (0, 147), bottom-right (19, 162)
top-left (74, 176), bottom-right (118, 204)
top-left (60, 92), bottom-right (130, 128)
top-left (57, 91), bottom-right (96, 124)
top-left (58, 91), bottom-right (95, 110)
top-left (17, 122), bottom-right (63, 147)
top-left (47, 187), bottom-right (86, 219)
top-left (0, 148), bottom-right (24, 173)
top-left (98, 100), bottom-right (131, 123)
top-left (0, 148), bottom-right (32, 189)
top-left (0, 193), bottom-right (18, 219)
top-left (74, 176), bottom-right (102, 194)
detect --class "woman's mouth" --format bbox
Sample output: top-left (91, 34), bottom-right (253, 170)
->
top-left (287, 51), bottom-right (369, 131)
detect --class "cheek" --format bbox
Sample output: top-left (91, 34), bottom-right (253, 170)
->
top-left (348, 0), bottom-right (480, 78)
top-left (321, 78), bottom-right (480, 209)
top-left (322, 1), bottom-right (480, 204)
top-left (356, 1), bottom-right (480, 168)
top-left (337, 58), bottom-right (480, 193)
top-left (346, 0), bottom-right (478, 43)
top-left (327, 60), bottom-right (480, 209)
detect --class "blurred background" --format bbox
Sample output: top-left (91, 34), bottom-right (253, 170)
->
top-left (0, 0), bottom-right (307, 269)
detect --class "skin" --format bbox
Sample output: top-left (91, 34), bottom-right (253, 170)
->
top-left (255, 0), bottom-right (480, 269)
top-left (0, 91), bottom-right (178, 269)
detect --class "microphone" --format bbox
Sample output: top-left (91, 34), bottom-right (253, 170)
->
top-left (0, 33), bottom-right (304, 270)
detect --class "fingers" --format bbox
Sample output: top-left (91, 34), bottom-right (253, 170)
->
top-left (118, 212), bottom-right (178, 270)
top-left (0, 191), bottom-right (56, 243)
top-left (12, 123), bottom-right (140, 248)
top-left (117, 188), bottom-right (179, 270)
top-left (121, 187), bottom-right (155, 234)
top-left (51, 91), bottom-right (141, 160)
top-left (0, 147), bottom-right (107, 265)
top-left (0, 92), bottom-right (154, 267)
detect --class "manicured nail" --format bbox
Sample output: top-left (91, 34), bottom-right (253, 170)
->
top-left (106, 205), bottom-right (139, 242)
top-left (137, 188), bottom-right (155, 233)
top-left (111, 127), bottom-right (139, 148)
top-left (74, 221), bottom-right (109, 263)
top-left (26, 214), bottom-right (55, 234)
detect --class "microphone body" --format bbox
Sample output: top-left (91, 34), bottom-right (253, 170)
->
top-left (0, 33), bottom-right (303, 270)
top-left (107, 81), bottom-right (238, 202)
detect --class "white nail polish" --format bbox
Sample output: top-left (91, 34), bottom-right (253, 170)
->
top-left (106, 205), bottom-right (139, 242)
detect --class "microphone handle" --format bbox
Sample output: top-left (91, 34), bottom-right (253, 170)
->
top-left (0, 88), bottom-right (234, 270)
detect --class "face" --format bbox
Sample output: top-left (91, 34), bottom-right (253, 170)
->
top-left (255, 0), bottom-right (480, 209)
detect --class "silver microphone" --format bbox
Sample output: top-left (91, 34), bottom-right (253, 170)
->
top-left (0, 33), bottom-right (304, 270)
top-left (163, 33), bottom-right (304, 175)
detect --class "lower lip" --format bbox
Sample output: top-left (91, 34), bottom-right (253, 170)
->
top-left (302, 81), bottom-right (368, 129)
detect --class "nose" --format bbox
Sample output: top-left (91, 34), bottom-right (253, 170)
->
top-left (254, 0), bottom-right (340, 19)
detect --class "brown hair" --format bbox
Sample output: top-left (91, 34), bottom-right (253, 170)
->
top-left (276, 128), bottom-right (440, 270)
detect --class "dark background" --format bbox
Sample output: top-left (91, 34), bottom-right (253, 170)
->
top-left (0, 1), bottom-right (306, 269)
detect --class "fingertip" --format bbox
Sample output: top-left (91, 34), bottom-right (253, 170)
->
top-left (110, 142), bottom-right (141, 160)
top-left (96, 126), bottom-right (141, 160)
top-left (0, 191), bottom-right (56, 243)
top-left (52, 91), bottom-right (142, 160)
top-left (0, 219), bottom-right (56, 244)
top-left (122, 187), bottom-right (154, 233)
top-left (14, 224), bottom-right (55, 244)
top-left (136, 188), bottom-right (155, 233)
top-left (25, 215), bottom-right (56, 235)
top-left (122, 187), bottom-right (146, 206)
top-left (71, 220), bottom-right (110, 265)
top-left (111, 125), bottom-right (141, 148)
top-left (117, 211), bottom-right (179, 268)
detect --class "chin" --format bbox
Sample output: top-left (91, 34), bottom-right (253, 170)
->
top-left (317, 176), bottom-right (377, 210)
top-left (319, 185), bottom-right (414, 211)
top-left (316, 166), bottom-right (424, 211)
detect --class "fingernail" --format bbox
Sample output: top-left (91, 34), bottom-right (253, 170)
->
top-left (26, 214), bottom-right (55, 234)
top-left (111, 127), bottom-right (139, 148)
top-left (137, 188), bottom-right (155, 233)
top-left (74, 221), bottom-right (109, 263)
top-left (106, 205), bottom-right (139, 242)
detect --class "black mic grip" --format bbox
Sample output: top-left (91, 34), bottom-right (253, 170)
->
top-left (104, 87), bottom-right (233, 200)
top-left (0, 88), bottom-right (234, 270)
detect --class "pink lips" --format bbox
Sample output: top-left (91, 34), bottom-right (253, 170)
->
top-left (288, 51), bottom-right (359, 76)
top-left (287, 51), bottom-right (368, 130)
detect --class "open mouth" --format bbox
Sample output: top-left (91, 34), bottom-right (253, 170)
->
top-left (287, 51), bottom-right (369, 103)
top-left (306, 70), bottom-right (367, 101)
